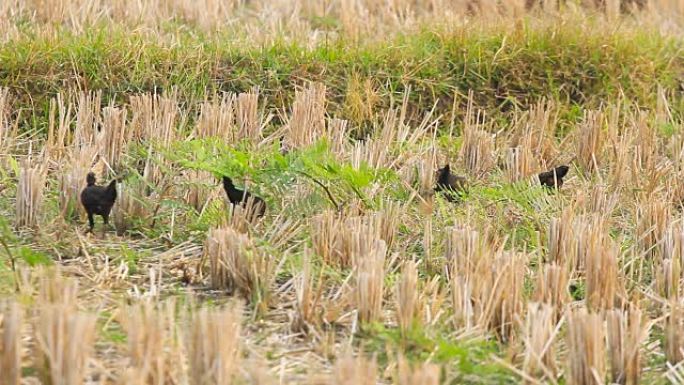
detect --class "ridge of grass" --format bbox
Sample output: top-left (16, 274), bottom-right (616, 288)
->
top-left (0, 20), bottom-right (681, 133)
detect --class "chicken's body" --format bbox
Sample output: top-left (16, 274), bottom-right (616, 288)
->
top-left (435, 164), bottom-right (467, 202)
top-left (80, 172), bottom-right (117, 233)
top-left (538, 165), bottom-right (569, 189)
top-left (222, 176), bottom-right (266, 218)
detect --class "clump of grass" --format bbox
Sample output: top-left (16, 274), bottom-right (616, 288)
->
top-left (0, 301), bottom-right (22, 385)
top-left (187, 302), bottom-right (243, 385)
top-left (567, 309), bottom-right (605, 385)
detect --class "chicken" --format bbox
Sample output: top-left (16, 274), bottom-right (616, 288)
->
top-left (538, 165), bottom-right (569, 189)
top-left (222, 176), bottom-right (266, 218)
top-left (80, 172), bottom-right (117, 233)
top-left (434, 164), bottom-right (467, 202)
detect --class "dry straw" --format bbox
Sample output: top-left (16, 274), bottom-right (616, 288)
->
top-left (187, 302), bottom-right (243, 385)
top-left (567, 309), bottom-right (605, 385)
top-left (0, 301), bottom-right (22, 385)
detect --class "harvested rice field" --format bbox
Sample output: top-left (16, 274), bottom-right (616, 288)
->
top-left (2, 1), bottom-right (684, 384)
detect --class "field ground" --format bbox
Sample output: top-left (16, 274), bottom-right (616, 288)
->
top-left (2, 1), bottom-right (684, 384)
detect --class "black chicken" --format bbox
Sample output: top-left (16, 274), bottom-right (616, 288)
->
top-left (80, 172), bottom-right (117, 233)
top-left (435, 164), bottom-right (467, 202)
top-left (538, 165), bottom-right (569, 189)
top-left (222, 176), bottom-right (266, 218)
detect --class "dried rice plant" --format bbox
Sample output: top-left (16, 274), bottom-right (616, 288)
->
top-left (59, 146), bottom-right (98, 221)
top-left (46, 93), bottom-right (73, 160)
top-left (446, 226), bottom-right (524, 340)
top-left (98, 105), bottom-right (129, 170)
top-left (567, 309), bottom-right (606, 385)
top-left (73, 90), bottom-right (102, 148)
top-left (325, 118), bottom-right (350, 156)
top-left (354, 239), bottom-right (387, 324)
top-left (521, 303), bottom-right (558, 382)
top-left (512, 98), bottom-right (559, 164)
top-left (332, 352), bottom-right (377, 385)
top-left (112, 179), bottom-right (149, 235)
top-left (532, 263), bottom-right (570, 320)
top-left (460, 93), bottom-right (495, 177)
top-left (204, 227), bottom-right (275, 310)
top-left (635, 199), bottom-right (670, 260)
top-left (129, 91), bottom-right (183, 186)
top-left (292, 249), bottom-right (325, 333)
top-left (33, 273), bottom-right (96, 385)
top-left (583, 222), bottom-right (620, 311)
top-left (196, 92), bottom-right (235, 141)
top-left (310, 210), bottom-right (345, 267)
top-left (286, 82), bottom-right (326, 148)
top-left (183, 170), bottom-right (215, 212)
top-left (504, 145), bottom-right (538, 183)
top-left (187, 302), bottom-right (243, 385)
top-left (576, 109), bottom-right (604, 173)
top-left (460, 125), bottom-right (495, 178)
top-left (484, 251), bottom-right (526, 343)
top-left (656, 256), bottom-right (681, 301)
top-left (15, 159), bottom-right (46, 229)
top-left (397, 356), bottom-right (440, 385)
top-left (0, 87), bottom-right (17, 160)
top-left (236, 88), bottom-right (264, 144)
top-left (665, 302), bottom-right (684, 365)
top-left (607, 308), bottom-right (647, 385)
top-left (0, 301), bottom-right (22, 385)
top-left (395, 260), bottom-right (419, 336)
top-left (311, 205), bottom-right (400, 268)
top-left (119, 300), bottom-right (184, 385)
